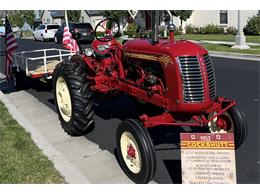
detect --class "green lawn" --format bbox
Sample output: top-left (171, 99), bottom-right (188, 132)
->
top-left (175, 34), bottom-right (260, 44)
top-left (0, 101), bottom-right (65, 183)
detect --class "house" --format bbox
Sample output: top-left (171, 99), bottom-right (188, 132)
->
top-left (34, 10), bottom-right (43, 28)
top-left (133, 11), bottom-right (180, 31)
top-left (41, 10), bottom-right (65, 25)
top-left (80, 10), bottom-right (105, 29)
top-left (133, 10), bottom-right (259, 31)
top-left (185, 10), bottom-right (259, 29)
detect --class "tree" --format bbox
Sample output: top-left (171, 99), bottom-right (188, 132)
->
top-left (8, 10), bottom-right (35, 28)
top-left (171, 10), bottom-right (193, 27)
top-left (67, 10), bottom-right (81, 23)
top-left (102, 10), bottom-right (127, 21)
top-left (244, 15), bottom-right (260, 35)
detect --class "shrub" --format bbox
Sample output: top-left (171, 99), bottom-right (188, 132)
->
top-left (226, 27), bottom-right (238, 35)
top-left (185, 24), bottom-right (196, 34)
top-left (198, 24), bottom-right (225, 34)
top-left (125, 23), bottom-right (139, 38)
top-left (243, 15), bottom-right (260, 35)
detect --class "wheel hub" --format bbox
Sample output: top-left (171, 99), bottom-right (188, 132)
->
top-left (216, 115), bottom-right (231, 130)
top-left (120, 132), bottom-right (142, 174)
top-left (127, 144), bottom-right (136, 158)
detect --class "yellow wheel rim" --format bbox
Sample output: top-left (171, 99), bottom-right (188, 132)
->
top-left (208, 112), bottom-right (234, 133)
top-left (56, 76), bottom-right (72, 122)
top-left (120, 131), bottom-right (142, 174)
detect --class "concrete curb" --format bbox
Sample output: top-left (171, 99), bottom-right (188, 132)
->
top-left (0, 91), bottom-right (91, 184)
top-left (209, 51), bottom-right (260, 61)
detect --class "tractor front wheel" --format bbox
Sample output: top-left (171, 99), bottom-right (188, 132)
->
top-left (116, 119), bottom-right (157, 183)
top-left (53, 60), bottom-right (95, 136)
top-left (207, 104), bottom-right (247, 149)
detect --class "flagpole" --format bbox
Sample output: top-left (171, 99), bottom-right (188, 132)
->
top-left (65, 10), bottom-right (69, 28)
top-left (5, 11), bottom-right (8, 79)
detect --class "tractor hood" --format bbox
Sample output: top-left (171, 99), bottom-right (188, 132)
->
top-left (123, 38), bottom-right (208, 57)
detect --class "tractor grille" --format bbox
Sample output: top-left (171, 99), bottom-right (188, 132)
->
top-left (204, 54), bottom-right (216, 100)
top-left (178, 56), bottom-right (204, 103)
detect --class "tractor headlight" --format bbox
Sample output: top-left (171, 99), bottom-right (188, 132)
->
top-left (85, 48), bottom-right (94, 56)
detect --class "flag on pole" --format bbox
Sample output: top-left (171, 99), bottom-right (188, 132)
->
top-left (5, 15), bottom-right (18, 79)
top-left (62, 26), bottom-right (79, 52)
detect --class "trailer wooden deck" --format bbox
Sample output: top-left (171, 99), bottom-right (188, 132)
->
top-left (28, 60), bottom-right (61, 78)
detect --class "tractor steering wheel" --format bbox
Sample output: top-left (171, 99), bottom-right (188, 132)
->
top-left (94, 18), bottom-right (120, 42)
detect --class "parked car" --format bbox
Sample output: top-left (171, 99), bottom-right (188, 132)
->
top-left (33, 24), bottom-right (60, 41)
top-left (0, 26), bottom-right (5, 37)
top-left (54, 22), bottom-right (94, 43)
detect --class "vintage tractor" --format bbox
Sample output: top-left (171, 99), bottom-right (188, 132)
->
top-left (53, 11), bottom-right (247, 183)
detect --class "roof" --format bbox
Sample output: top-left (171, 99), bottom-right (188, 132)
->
top-left (41, 10), bottom-right (65, 19)
top-left (49, 10), bottom-right (65, 18)
top-left (85, 10), bottom-right (103, 17)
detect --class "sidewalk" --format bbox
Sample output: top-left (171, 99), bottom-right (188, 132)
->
top-left (0, 90), bottom-right (146, 184)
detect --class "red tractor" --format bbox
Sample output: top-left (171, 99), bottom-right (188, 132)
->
top-left (53, 12), bottom-right (247, 183)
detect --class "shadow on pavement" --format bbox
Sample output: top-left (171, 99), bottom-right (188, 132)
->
top-left (163, 160), bottom-right (182, 184)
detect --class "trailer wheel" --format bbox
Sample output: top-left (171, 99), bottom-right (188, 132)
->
top-left (53, 60), bottom-right (95, 136)
top-left (12, 68), bottom-right (33, 90)
top-left (116, 119), bottom-right (156, 183)
top-left (207, 104), bottom-right (247, 149)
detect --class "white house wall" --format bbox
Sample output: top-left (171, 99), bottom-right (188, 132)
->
top-left (186, 10), bottom-right (258, 28)
top-left (42, 11), bottom-right (53, 24)
top-left (80, 10), bottom-right (105, 30)
top-left (227, 10), bottom-right (258, 28)
top-left (80, 11), bottom-right (93, 26)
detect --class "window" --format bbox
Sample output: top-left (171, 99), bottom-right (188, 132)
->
top-left (39, 25), bottom-right (45, 30)
top-left (47, 25), bottom-right (60, 30)
top-left (220, 10), bottom-right (228, 24)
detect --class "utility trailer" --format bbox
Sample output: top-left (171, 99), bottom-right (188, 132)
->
top-left (12, 48), bottom-right (75, 89)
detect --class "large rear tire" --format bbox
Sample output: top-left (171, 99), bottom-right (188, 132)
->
top-left (53, 60), bottom-right (95, 136)
top-left (116, 119), bottom-right (157, 183)
top-left (207, 104), bottom-right (247, 149)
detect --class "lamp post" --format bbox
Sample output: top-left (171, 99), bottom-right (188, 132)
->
top-left (232, 10), bottom-right (250, 49)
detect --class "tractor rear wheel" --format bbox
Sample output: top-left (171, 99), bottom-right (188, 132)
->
top-left (53, 60), bottom-right (95, 136)
top-left (116, 119), bottom-right (157, 183)
top-left (207, 104), bottom-right (247, 149)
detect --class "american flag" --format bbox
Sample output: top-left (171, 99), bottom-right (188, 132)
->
top-left (62, 26), bottom-right (79, 52)
top-left (5, 16), bottom-right (18, 79)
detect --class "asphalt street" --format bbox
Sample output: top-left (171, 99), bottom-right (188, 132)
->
top-left (1, 38), bottom-right (260, 183)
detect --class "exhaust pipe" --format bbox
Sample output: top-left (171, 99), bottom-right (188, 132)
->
top-left (151, 10), bottom-right (159, 44)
